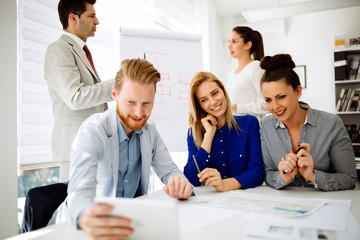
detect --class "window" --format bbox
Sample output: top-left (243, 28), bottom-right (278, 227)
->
top-left (18, 0), bottom-right (196, 167)
top-left (17, 0), bottom-right (197, 225)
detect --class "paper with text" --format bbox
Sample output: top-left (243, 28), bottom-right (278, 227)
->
top-left (199, 191), bottom-right (327, 217)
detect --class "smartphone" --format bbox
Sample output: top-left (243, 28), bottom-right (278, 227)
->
top-left (283, 147), bottom-right (305, 174)
top-left (295, 146), bottom-right (305, 154)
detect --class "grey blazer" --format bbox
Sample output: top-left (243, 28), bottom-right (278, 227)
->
top-left (44, 34), bottom-right (114, 180)
top-left (54, 106), bottom-right (186, 224)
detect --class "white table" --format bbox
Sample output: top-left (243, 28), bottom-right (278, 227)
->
top-left (6, 184), bottom-right (360, 240)
top-left (181, 185), bottom-right (360, 240)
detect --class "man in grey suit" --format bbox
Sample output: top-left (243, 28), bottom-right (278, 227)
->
top-left (52, 58), bottom-right (192, 239)
top-left (44, 0), bottom-right (113, 181)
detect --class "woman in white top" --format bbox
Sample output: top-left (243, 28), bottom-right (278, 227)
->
top-left (226, 26), bottom-right (268, 119)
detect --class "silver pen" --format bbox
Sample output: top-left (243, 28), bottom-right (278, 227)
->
top-left (192, 154), bottom-right (201, 174)
top-left (192, 155), bottom-right (205, 185)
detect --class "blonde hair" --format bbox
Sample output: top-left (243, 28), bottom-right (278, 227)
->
top-left (188, 71), bottom-right (240, 148)
top-left (114, 58), bottom-right (160, 92)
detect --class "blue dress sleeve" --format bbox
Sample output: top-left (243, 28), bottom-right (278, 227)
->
top-left (184, 128), bottom-right (212, 186)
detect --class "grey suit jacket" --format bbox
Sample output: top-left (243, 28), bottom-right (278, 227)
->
top-left (44, 34), bottom-right (114, 179)
top-left (54, 106), bottom-right (186, 224)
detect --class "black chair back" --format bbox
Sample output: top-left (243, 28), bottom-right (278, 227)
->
top-left (21, 182), bottom-right (68, 233)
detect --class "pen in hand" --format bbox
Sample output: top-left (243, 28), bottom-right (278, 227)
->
top-left (192, 154), bottom-right (201, 174)
top-left (283, 147), bottom-right (305, 174)
top-left (192, 155), bottom-right (204, 185)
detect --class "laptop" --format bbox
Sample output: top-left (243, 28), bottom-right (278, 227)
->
top-left (95, 197), bottom-right (179, 240)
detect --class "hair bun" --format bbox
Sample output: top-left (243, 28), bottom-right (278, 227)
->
top-left (260, 54), bottom-right (295, 71)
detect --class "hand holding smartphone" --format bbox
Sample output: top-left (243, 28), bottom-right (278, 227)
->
top-left (282, 147), bottom-right (305, 174)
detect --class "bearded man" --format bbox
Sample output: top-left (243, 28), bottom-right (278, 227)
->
top-left (50, 58), bottom-right (192, 240)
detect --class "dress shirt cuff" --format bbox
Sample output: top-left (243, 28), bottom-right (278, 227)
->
top-left (278, 172), bottom-right (294, 188)
top-left (76, 210), bottom-right (85, 230)
top-left (313, 169), bottom-right (326, 189)
top-left (305, 171), bottom-right (318, 188)
top-left (305, 179), bottom-right (318, 189)
top-left (196, 147), bottom-right (212, 167)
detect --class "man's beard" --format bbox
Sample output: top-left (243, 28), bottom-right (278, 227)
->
top-left (116, 106), bottom-right (148, 131)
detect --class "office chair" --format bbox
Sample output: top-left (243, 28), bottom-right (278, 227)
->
top-left (20, 182), bottom-right (68, 233)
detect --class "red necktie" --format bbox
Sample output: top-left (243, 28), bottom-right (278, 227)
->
top-left (83, 45), bottom-right (108, 111)
top-left (83, 45), bottom-right (96, 72)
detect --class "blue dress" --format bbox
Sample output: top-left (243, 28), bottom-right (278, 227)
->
top-left (184, 115), bottom-right (265, 188)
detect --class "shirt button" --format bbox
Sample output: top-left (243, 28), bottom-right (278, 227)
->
top-left (239, 154), bottom-right (242, 157)
top-left (220, 140), bottom-right (223, 142)
top-left (224, 176), bottom-right (227, 178)
top-left (208, 155), bottom-right (211, 158)
top-left (125, 180), bottom-right (128, 183)
top-left (206, 159), bottom-right (209, 162)
top-left (223, 163), bottom-right (225, 166)
top-left (221, 151), bottom-right (224, 154)
top-left (220, 130), bottom-right (222, 133)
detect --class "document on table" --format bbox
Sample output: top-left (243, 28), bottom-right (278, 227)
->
top-left (244, 198), bottom-right (353, 239)
top-left (198, 191), bottom-right (327, 217)
top-left (245, 198), bottom-right (351, 231)
top-left (177, 195), bottom-right (243, 234)
top-left (139, 190), bottom-right (244, 234)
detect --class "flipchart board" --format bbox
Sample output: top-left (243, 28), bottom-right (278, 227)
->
top-left (119, 27), bottom-right (203, 151)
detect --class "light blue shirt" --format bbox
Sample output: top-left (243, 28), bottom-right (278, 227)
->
top-left (116, 117), bottom-right (142, 198)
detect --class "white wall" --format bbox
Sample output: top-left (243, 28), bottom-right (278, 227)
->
top-left (196, 0), bottom-right (226, 78)
top-left (0, 0), bottom-right (18, 238)
top-left (217, 6), bottom-right (360, 113)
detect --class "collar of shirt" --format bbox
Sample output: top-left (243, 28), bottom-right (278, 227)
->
top-left (276, 102), bottom-right (316, 129)
top-left (217, 122), bottom-right (234, 137)
top-left (117, 116), bottom-right (143, 143)
top-left (63, 31), bottom-right (86, 49)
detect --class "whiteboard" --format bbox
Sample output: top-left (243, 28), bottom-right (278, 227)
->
top-left (119, 27), bottom-right (203, 151)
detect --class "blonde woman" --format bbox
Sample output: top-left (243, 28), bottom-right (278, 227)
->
top-left (184, 72), bottom-right (265, 192)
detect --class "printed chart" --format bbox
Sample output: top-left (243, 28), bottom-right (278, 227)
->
top-left (199, 191), bottom-right (326, 218)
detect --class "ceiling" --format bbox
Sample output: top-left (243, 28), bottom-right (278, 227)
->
top-left (213, 0), bottom-right (360, 22)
